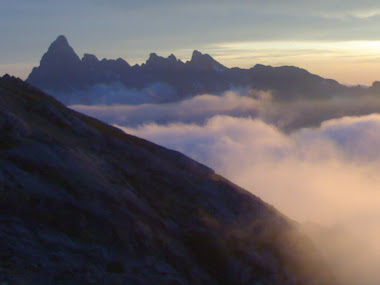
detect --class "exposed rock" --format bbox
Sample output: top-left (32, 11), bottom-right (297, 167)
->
top-left (145, 53), bottom-right (184, 70)
top-left (27, 35), bottom-right (82, 91)
top-left (186, 50), bottom-right (228, 71)
top-left (82, 53), bottom-right (99, 64)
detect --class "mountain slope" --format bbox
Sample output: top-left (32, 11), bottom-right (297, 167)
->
top-left (27, 35), bottom-right (357, 105)
top-left (0, 75), bottom-right (337, 284)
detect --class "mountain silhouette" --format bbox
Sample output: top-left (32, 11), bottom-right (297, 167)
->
top-left (0, 74), bottom-right (337, 284)
top-left (186, 50), bottom-right (228, 71)
top-left (28, 35), bottom-right (82, 91)
top-left (26, 35), bottom-right (369, 105)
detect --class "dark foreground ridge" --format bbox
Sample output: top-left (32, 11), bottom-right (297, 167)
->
top-left (27, 35), bottom-right (377, 105)
top-left (0, 75), bottom-right (337, 284)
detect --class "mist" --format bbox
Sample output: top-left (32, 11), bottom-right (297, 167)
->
top-left (72, 88), bottom-right (380, 131)
top-left (71, 89), bottom-right (380, 284)
top-left (116, 114), bottom-right (380, 284)
top-left (71, 89), bottom-right (270, 126)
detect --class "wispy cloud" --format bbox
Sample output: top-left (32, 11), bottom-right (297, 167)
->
top-left (320, 8), bottom-right (380, 20)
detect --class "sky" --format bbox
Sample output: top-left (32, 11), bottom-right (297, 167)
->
top-left (3, 2), bottom-right (380, 282)
top-left (2, 0), bottom-right (380, 84)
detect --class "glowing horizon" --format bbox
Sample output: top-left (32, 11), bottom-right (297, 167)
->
top-left (4, 39), bottom-right (380, 86)
top-left (3, 1), bottom-right (380, 85)
top-left (208, 40), bottom-right (380, 85)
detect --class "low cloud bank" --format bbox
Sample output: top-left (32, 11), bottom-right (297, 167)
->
top-left (72, 89), bottom-right (380, 131)
top-left (72, 89), bottom-right (270, 126)
top-left (71, 89), bottom-right (380, 284)
top-left (118, 114), bottom-right (380, 224)
top-left (118, 114), bottom-right (380, 285)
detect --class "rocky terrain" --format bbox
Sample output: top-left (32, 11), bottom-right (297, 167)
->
top-left (27, 35), bottom-right (377, 105)
top-left (0, 75), bottom-right (338, 284)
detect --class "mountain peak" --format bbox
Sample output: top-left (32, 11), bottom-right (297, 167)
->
top-left (27, 35), bottom-right (81, 90)
top-left (168, 54), bottom-right (177, 61)
top-left (188, 50), bottom-right (227, 71)
top-left (47, 35), bottom-right (72, 52)
top-left (82, 53), bottom-right (99, 63)
top-left (191, 50), bottom-right (203, 59)
top-left (145, 52), bottom-right (163, 66)
top-left (42, 35), bottom-right (79, 60)
top-left (145, 52), bottom-right (183, 69)
top-left (55, 35), bottom-right (69, 45)
top-left (149, 52), bottom-right (159, 59)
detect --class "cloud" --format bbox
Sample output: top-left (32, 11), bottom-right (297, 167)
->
top-left (321, 8), bottom-right (380, 20)
top-left (71, 89), bottom-right (271, 126)
top-left (71, 88), bottom-right (380, 284)
top-left (72, 89), bottom-right (380, 131)
top-left (117, 114), bottom-right (380, 285)
top-left (118, 114), bottom-right (380, 223)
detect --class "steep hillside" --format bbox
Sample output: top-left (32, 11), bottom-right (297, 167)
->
top-left (0, 75), bottom-right (336, 284)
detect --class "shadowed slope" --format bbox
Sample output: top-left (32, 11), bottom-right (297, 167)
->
top-left (0, 75), bottom-right (337, 284)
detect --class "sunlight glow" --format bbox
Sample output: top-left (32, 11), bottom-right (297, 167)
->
top-left (203, 41), bottom-right (380, 85)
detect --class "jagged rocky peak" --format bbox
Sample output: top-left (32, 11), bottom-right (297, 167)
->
top-left (0, 74), bottom-right (31, 92)
top-left (26, 35), bottom-right (354, 102)
top-left (116, 57), bottom-right (128, 64)
top-left (98, 57), bottom-right (131, 69)
top-left (145, 52), bottom-right (183, 69)
top-left (168, 53), bottom-right (177, 62)
top-left (42, 35), bottom-right (81, 65)
top-left (82, 54), bottom-right (130, 69)
top-left (191, 50), bottom-right (205, 60)
top-left (1, 73), bottom-right (12, 81)
top-left (113, 57), bottom-right (131, 69)
top-left (147, 52), bottom-right (160, 62)
top-left (82, 53), bottom-right (99, 63)
top-left (26, 35), bottom-right (83, 91)
top-left (188, 50), bottom-right (227, 71)
top-left (49, 35), bottom-right (70, 49)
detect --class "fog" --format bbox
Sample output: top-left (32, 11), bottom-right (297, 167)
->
top-left (71, 90), bottom-right (380, 284)
top-left (117, 114), bottom-right (380, 285)
top-left (117, 114), bottom-right (380, 223)
top-left (72, 89), bottom-right (270, 126)
top-left (72, 89), bottom-right (380, 131)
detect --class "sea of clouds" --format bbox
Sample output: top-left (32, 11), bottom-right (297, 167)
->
top-left (71, 89), bottom-right (380, 284)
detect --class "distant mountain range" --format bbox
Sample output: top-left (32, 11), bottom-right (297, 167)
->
top-left (0, 74), bottom-right (337, 284)
top-left (27, 35), bottom-right (380, 105)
